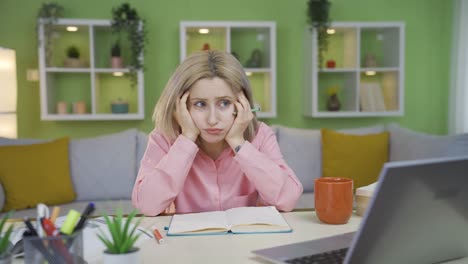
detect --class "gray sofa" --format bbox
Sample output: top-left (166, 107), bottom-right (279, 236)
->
top-left (0, 129), bottom-right (147, 219)
top-left (1, 123), bottom-right (467, 218)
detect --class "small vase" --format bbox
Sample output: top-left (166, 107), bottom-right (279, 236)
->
top-left (327, 94), bottom-right (341, 111)
top-left (103, 248), bottom-right (140, 264)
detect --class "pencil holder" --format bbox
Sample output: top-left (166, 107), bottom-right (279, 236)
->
top-left (23, 231), bottom-right (85, 264)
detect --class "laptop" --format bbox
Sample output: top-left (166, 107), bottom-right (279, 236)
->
top-left (253, 156), bottom-right (468, 264)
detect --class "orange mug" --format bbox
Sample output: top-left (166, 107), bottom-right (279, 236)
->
top-left (314, 177), bottom-right (353, 224)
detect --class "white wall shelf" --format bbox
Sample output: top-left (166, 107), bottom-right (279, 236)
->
top-left (180, 21), bottom-right (277, 118)
top-left (304, 22), bottom-right (405, 118)
top-left (38, 18), bottom-right (144, 121)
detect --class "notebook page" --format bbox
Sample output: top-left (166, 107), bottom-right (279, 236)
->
top-left (226, 206), bottom-right (289, 227)
top-left (168, 211), bottom-right (229, 234)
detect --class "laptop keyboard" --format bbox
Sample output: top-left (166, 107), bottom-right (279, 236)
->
top-left (285, 247), bottom-right (348, 264)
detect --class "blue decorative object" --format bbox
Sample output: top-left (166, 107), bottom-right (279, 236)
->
top-left (111, 99), bottom-right (129, 114)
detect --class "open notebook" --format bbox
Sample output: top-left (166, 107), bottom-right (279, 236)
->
top-left (167, 206), bottom-right (292, 236)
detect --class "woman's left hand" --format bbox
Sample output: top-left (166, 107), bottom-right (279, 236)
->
top-left (225, 92), bottom-right (253, 150)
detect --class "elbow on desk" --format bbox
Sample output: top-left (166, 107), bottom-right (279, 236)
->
top-left (275, 183), bottom-right (304, 212)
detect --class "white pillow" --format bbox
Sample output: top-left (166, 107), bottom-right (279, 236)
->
top-left (136, 131), bottom-right (148, 175)
top-left (387, 123), bottom-right (468, 161)
top-left (70, 129), bottom-right (138, 201)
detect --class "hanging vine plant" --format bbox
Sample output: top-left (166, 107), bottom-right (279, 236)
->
top-left (111, 3), bottom-right (147, 86)
top-left (37, 2), bottom-right (64, 66)
top-left (307, 0), bottom-right (331, 68)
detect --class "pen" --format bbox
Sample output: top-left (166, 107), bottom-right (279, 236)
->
top-left (23, 218), bottom-right (39, 236)
top-left (151, 226), bottom-right (164, 244)
top-left (41, 218), bottom-right (60, 237)
top-left (50, 206), bottom-right (61, 224)
top-left (73, 202), bottom-right (95, 232)
top-left (232, 107), bottom-right (261, 116)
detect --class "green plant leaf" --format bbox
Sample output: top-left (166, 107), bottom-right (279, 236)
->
top-left (0, 211), bottom-right (13, 255)
top-left (97, 232), bottom-right (117, 254)
top-left (97, 208), bottom-right (143, 254)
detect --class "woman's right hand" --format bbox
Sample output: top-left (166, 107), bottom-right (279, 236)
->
top-left (174, 92), bottom-right (199, 142)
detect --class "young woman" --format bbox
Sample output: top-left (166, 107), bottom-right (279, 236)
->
top-left (132, 50), bottom-right (303, 216)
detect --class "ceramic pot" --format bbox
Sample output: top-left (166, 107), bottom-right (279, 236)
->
top-left (103, 248), bottom-right (140, 264)
top-left (64, 58), bottom-right (82, 68)
top-left (111, 57), bottom-right (123, 68)
top-left (111, 100), bottom-right (129, 114)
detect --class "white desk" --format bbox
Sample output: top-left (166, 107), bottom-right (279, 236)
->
top-left (13, 210), bottom-right (468, 264)
top-left (109, 211), bottom-right (361, 264)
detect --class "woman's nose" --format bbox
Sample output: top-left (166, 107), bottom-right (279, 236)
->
top-left (207, 107), bottom-right (219, 125)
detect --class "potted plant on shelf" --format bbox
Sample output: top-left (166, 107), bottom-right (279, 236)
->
top-left (64, 45), bottom-right (81, 68)
top-left (0, 212), bottom-right (14, 264)
top-left (111, 3), bottom-right (147, 86)
top-left (97, 208), bottom-right (143, 264)
top-left (110, 41), bottom-right (123, 68)
top-left (307, 0), bottom-right (331, 68)
top-left (36, 2), bottom-right (64, 66)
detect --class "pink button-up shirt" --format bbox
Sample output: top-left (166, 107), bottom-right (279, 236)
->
top-left (132, 122), bottom-right (303, 216)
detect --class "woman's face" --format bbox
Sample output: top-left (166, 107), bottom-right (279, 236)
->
top-left (188, 77), bottom-right (237, 145)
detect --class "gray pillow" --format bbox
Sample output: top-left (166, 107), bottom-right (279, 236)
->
top-left (387, 123), bottom-right (465, 161)
top-left (136, 131), bottom-right (148, 175)
top-left (276, 125), bottom-right (385, 192)
top-left (70, 129), bottom-right (138, 201)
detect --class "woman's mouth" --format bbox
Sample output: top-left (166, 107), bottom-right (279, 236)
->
top-left (205, 129), bottom-right (223, 135)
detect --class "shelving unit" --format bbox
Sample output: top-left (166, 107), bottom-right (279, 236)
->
top-left (180, 21), bottom-right (276, 118)
top-left (304, 22), bottom-right (405, 118)
top-left (38, 18), bottom-right (144, 120)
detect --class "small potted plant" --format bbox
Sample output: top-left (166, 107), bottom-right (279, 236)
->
top-left (0, 212), bottom-right (14, 264)
top-left (64, 45), bottom-right (81, 68)
top-left (110, 41), bottom-right (123, 68)
top-left (97, 208), bottom-right (143, 264)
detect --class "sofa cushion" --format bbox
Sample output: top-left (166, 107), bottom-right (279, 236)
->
top-left (387, 123), bottom-right (468, 161)
top-left (70, 129), bottom-right (138, 201)
top-left (321, 128), bottom-right (389, 190)
top-left (276, 125), bottom-right (385, 192)
top-left (136, 131), bottom-right (148, 175)
top-left (0, 138), bottom-right (76, 211)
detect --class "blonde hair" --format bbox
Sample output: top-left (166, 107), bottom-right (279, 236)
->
top-left (153, 50), bottom-right (259, 141)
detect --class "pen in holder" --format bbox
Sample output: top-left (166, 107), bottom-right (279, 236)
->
top-left (23, 231), bottom-right (85, 264)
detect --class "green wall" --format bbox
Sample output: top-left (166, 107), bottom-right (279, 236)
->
top-left (0, 0), bottom-right (453, 138)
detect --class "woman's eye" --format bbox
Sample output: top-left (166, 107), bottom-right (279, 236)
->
top-left (219, 100), bottom-right (231, 108)
top-left (194, 101), bottom-right (206, 108)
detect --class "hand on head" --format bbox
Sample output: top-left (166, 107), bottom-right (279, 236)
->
top-left (225, 92), bottom-right (253, 147)
top-left (174, 91), bottom-right (200, 142)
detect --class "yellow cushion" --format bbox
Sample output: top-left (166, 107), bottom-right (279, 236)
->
top-left (0, 138), bottom-right (76, 211)
top-left (321, 128), bottom-right (389, 190)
